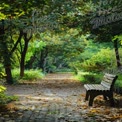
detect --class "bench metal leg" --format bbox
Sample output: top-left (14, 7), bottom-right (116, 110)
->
top-left (108, 93), bottom-right (115, 106)
top-left (85, 91), bottom-right (90, 101)
top-left (89, 95), bottom-right (95, 106)
top-left (103, 95), bottom-right (108, 100)
top-left (110, 98), bottom-right (115, 106)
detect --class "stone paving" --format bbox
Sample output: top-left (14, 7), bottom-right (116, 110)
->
top-left (0, 73), bottom-right (87, 122)
top-left (1, 73), bottom-right (122, 122)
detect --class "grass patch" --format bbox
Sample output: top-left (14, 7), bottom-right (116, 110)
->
top-left (12, 69), bottom-right (44, 83)
top-left (75, 71), bottom-right (104, 84)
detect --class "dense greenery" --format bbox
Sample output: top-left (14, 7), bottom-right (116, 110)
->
top-left (0, 0), bottom-right (122, 88)
top-left (12, 69), bottom-right (44, 82)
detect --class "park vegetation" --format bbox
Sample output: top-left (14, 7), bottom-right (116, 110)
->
top-left (0, 0), bottom-right (122, 104)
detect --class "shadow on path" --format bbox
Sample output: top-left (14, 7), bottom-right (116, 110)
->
top-left (0, 73), bottom-right (122, 122)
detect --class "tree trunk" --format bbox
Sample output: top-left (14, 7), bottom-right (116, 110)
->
top-left (20, 40), bottom-right (29, 77)
top-left (0, 19), bottom-right (13, 84)
top-left (39, 47), bottom-right (48, 72)
top-left (114, 39), bottom-right (121, 68)
top-left (5, 65), bottom-right (13, 84)
top-left (20, 54), bottom-right (25, 77)
top-left (3, 46), bottom-right (14, 84)
top-left (25, 55), bottom-right (36, 69)
top-left (20, 32), bottom-right (32, 77)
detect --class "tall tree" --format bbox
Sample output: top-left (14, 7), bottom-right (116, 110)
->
top-left (0, 0), bottom-right (59, 79)
top-left (0, 20), bottom-right (13, 84)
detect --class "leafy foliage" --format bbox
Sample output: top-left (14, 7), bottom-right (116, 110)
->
top-left (113, 34), bottom-right (122, 45)
top-left (0, 85), bottom-right (6, 92)
top-left (75, 72), bottom-right (103, 84)
top-left (0, 85), bottom-right (18, 104)
top-left (81, 48), bottom-right (116, 72)
top-left (0, 0), bottom-right (122, 84)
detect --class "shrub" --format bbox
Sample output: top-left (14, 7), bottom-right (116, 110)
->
top-left (0, 85), bottom-right (6, 92)
top-left (12, 69), bottom-right (44, 81)
top-left (81, 48), bottom-right (116, 72)
top-left (83, 74), bottom-right (101, 84)
top-left (114, 74), bottom-right (122, 94)
top-left (22, 70), bottom-right (44, 80)
top-left (76, 72), bottom-right (103, 84)
top-left (0, 85), bottom-right (18, 104)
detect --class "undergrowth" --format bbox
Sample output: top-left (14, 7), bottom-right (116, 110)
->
top-left (0, 85), bottom-right (18, 105)
top-left (12, 69), bottom-right (44, 82)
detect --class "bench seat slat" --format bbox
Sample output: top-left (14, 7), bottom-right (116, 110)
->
top-left (103, 77), bottom-right (113, 83)
top-left (84, 84), bottom-right (109, 91)
top-left (101, 81), bottom-right (111, 89)
top-left (92, 84), bottom-right (108, 91)
top-left (104, 73), bottom-right (116, 78)
top-left (103, 76), bottom-right (115, 83)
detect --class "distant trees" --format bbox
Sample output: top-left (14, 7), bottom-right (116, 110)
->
top-left (0, 0), bottom-right (122, 84)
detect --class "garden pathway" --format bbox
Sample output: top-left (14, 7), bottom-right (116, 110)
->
top-left (0, 73), bottom-right (122, 122)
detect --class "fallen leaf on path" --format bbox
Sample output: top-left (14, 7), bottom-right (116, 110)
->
top-left (6, 103), bottom-right (17, 110)
top-left (89, 108), bottom-right (101, 114)
top-left (104, 109), bottom-right (111, 115)
top-left (80, 94), bottom-right (85, 97)
top-left (108, 114), bottom-right (122, 121)
top-left (81, 105), bottom-right (88, 109)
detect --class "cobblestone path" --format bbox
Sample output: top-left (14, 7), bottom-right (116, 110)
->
top-left (1, 73), bottom-right (87, 122)
top-left (1, 73), bottom-right (122, 122)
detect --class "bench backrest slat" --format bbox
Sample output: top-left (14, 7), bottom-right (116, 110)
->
top-left (101, 73), bottom-right (118, 90)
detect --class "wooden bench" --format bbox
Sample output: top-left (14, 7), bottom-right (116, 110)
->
top-left (84, 73), bottom-right (118, 106)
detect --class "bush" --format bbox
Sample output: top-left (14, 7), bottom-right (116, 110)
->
top-left (114, 74), bottom-right (122, 94)
top-left (0, 85), bottom-right (18, 104)
top-left (83, 74), bottom-right (102, 84)
top-left (12, 69), bottom-right (44, 82)
top-left (76, 72), bottom-right (103, 84)
top-left (81, 48), bottom-right (116, 72)
top-left (0, 85), bottom-right (6, 92)
top-left (22, 69), bottom-right (44, 80)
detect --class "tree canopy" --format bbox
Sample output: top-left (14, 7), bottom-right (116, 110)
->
top-left (0, 0), bottom-right (122, 84)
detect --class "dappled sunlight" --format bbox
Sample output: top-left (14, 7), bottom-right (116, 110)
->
top-left (27, 96), bottom-right (63, 101)
top-left (16, 100), bottom-right (41, 105)
top-left (2, 73), bottom-right (122, 122)
top-left (13, 94), bottom-right (29, 97)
